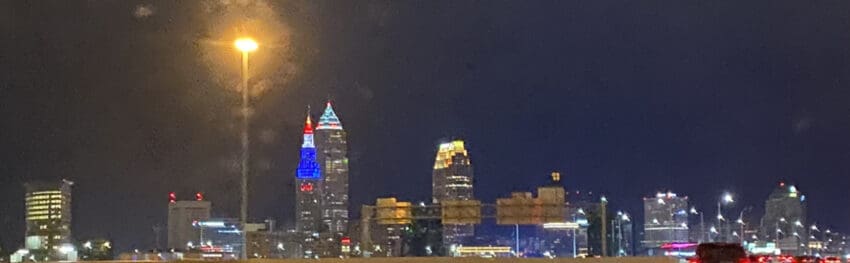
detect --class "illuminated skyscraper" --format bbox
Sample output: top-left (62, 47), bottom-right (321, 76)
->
top-left (760, 182), bottom-right (807, 255)
top-left (295, 114), bottom-right (322, 236)
top-left (315, 102), bottom-right (350, 238)
top-left (24, 179), bottom-right (73, 252)
top-left (641, 192), bottom-right (689, 256)
top-left (431, 140), bottom-right (474, 247)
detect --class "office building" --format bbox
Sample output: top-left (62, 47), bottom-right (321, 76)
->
top-left (167, 196), bottom-right (211, 250)
top-left (760, 182), bottom-right (807, 255)
top-left (315, 101), bottom-right (350, 238)
top-left (192, 219), bottom-right (241, 260)
top-left (17, 179), bottom-right (77, 262)
top-left (431, 140), bottom-right (474, 248)
top-left (642, 192), bottom-right (689, 256)
top-left (295, 113), bottom-right (323, 237)
top-left (24, 180), bottom-right (73, 252)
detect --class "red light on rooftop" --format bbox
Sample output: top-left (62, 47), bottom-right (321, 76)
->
top-left (196, 192), bottom-right (204, 201)
top-left (169, 192), bottom-right (176, 203)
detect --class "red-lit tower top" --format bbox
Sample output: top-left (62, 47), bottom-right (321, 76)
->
top-left (302, 114), bottom-right (315, 148)
top-left (303, 115), bottom-right (314, 135)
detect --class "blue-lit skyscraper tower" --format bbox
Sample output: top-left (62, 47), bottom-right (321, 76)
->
top-left (296, 113), bottom-right (322, 237)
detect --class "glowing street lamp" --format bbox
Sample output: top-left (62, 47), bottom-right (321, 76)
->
top-left (690, 207), bottom-right (706, 243)
top-left (235, 38), bottom-right (258, 53)
top-left (716, 192), bottom-right (734, 241)
top-left (234, 36), bottom-right (258, 260)
top-left (722, 193), bottom-right (735, 204)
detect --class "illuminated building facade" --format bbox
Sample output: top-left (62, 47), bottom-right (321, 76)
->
top-left (642, 192), bottom-right (689, 256)
top-left (760, 182), bottom-right (807, 255)
top-left (24, 179), bottom-right (74, 252)
top-left (296, 114), bottom-right (323, 237)
top-left (192, 219), bottom-right (242, 260)
top-left (315, 102), bottom-right (350, 238)
top-left (431, 140), bottom-right (474, 248)
top-left (167, 198), bottom-right (211, 250)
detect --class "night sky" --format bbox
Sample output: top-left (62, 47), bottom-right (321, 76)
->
top-left (3, 0), bottom-right (850, 253)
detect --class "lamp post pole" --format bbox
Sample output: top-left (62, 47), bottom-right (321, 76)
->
top-left (235, 38), bottom-right (257, 260)
top-left (240, 48), bottom-right (250, 260)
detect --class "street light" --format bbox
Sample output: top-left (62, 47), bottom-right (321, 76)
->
top-left (615, 211), bottom-right (631, 257)
top-left (234, 37), bottom-right (257, 260)
top-left (716, 192), bottom-right (734, 241)
top-left (691, 207), bottom-right (706, 243)
top-left (235, 38), bottom-right (258, 52)
top-left (735, 207), bottom-right (751, 244)
top-left (722, 193), bottom-right (735, 204)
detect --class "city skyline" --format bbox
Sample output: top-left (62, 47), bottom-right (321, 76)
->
top-left (3, 0), bottom-right (850, 257)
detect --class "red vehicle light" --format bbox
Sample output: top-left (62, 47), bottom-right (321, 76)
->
top-left (750, 255), bottom-right (770, 263)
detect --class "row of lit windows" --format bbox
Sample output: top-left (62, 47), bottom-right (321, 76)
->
top-left (446, 184), bottom-right (473, 188)
top-left (28, 205), bottom-right (62, 210)
top-left (26, 200), bottom-right (63, 205)
top-left (447, 176), bottom-right (471, 181)
top-left (25, 195), bottom-right (64, 201)
top-left (30, 191), bottom-right (62, 195)
top-left (26, 215), bottom-right (62, 221)
top-left (27, 210), bottom-right (56, 215)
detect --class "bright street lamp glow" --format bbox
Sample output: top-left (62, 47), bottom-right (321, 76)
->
top-left (722, 193), bottom-right (734, 203)
top-left (235, 38), bottom-right (258, 52)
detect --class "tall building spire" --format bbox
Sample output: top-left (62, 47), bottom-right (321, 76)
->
top-left (296, 109), bottom-right (320, 179)
top-left (302, 113), bottom-right (315, 148)
top-left (317, 101), bottom-right (343, 130)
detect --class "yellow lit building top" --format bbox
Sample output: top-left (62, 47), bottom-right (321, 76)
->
top-left (434, 140), bottom-right (469, 169)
